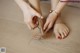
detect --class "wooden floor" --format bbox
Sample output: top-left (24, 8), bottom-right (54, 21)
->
top-left (0, 0), bottom-right (80, 53)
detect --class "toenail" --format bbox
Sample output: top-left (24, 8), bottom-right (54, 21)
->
top-left (58, 36), bottom-right (62, 39)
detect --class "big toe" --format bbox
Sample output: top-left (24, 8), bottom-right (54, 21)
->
top-left (54, 31), bottom-right (62, 39)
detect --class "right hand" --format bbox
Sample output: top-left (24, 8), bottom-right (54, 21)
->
top-left (23, 6), bottom-right (43, 30)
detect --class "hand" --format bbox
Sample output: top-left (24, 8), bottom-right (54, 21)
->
top-left (43, 11), bottom-right (58, 33)
top-left (23, 6), bottom-right (43, 30)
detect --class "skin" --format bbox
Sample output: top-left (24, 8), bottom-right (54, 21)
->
top-left (15, 0), bottom-right (70, 39)
top-left (44, 0), bottom-right (68, 32)
top-left (43, 0), bottom-right (70, 39)
top-left (14, 0), bottom-right (43, 29)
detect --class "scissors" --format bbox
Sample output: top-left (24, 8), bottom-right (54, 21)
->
top-left (28, 16), bottom-right (44, 44)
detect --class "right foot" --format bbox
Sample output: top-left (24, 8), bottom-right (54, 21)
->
top-left (53, 16), bottom-right (70, 39)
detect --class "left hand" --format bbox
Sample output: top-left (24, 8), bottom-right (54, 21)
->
top-left (43, 11), bottom-right (58, 33)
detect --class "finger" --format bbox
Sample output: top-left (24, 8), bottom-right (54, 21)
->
top-left (45, 27), bottom-right (49, 33)
top-left (43, 21), bottom-right (49, 30)
top-left (45, 23), bottom-right (53, 33)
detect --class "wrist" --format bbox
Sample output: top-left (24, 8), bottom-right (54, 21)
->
top-left (50, 10), bottom-right (59, 15)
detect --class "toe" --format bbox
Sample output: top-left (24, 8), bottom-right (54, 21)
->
top-left (63, 31), bottom-right (68, 39)
top-left (64, 31), bottom-right (67, 37)
top-left (59, 30), bottom-right (65, 39)
top-left (66, 27), bottom-right (70, 33)
top-left (65, 27), bottom-right (70, 35)
top-left (62, 27), bottom-right (69, 38)
top-left (64, 28), bottom-right (68, 34)
top-left (54, 31), bottom-right (61, 39)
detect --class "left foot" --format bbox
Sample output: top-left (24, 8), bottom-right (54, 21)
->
top-left (53, 16), bottom-right (70, 39)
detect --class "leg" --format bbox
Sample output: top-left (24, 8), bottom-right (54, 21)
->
top-left (51, 0), bottom-right (59, 10)
top-left (28, 0), bottom-right (42, 14)
top-left (51, 0), bottom-right (70, 39)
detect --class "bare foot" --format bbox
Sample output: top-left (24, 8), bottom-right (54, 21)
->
top-left (53, 15), bottom-right (70, 39)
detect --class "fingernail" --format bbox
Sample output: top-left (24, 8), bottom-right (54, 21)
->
top-left (58, 36), bottom-right (62, 39)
